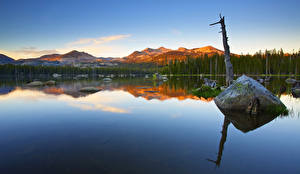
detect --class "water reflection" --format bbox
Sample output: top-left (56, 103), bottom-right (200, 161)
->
top-left (208, 103), bottom-right (288, 167)
top-left (0, 76), bottom-right (300, 173)
top-left (1, 77), bottom-right (300, 113)
top-left (207, 117), bottom-right (230, 167)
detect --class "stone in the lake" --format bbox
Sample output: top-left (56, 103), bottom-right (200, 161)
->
top-left (291, 87), bottom-right (300, 98)
top-left (257, 78), bottom-right (264, 83)
top-left (264, 76), bottom-right (271, 82)
top-left (76, 74), bottom-right (88, 78)
top-left (144, 90), bottom-right (159, 93)
top-left (220, 86), bottom-right (227, 91)
top-left (103, 78), bottom-right (112, 82)
top-left (162, 75), bottom-right (168, 81)
top-left (27, 81), bottom-right (44, 86)
top-left (214, 75), bottom-right (286, 114)
top-left (136, 86), bottom-right (152, 89)
top-left (45, 80), bottom-right (56, 85)
top-left (79, 87), bottom-right (101, 93)
top-left (52, 73), bottom-right (61, 78)
top-left (204, 78), bottom-right (217, 88)
top-left (285, 78), bottom-right (296, 84)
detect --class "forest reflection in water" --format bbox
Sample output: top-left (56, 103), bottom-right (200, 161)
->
top-left (0, 76), bottom-right (299, 173)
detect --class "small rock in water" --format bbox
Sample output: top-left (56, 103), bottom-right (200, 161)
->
top-left (76, 74), bottom-right (88, 79)
top-left (220, 86), bottom-right (227, 91)
top-left (136, 86), bottom-right (152, 89)
top-left (292, 88), bottom-right (300, 98)
top-left (291, 81), bottom-right (300, 98)
top-left (257, 78), bottom-right (264, 83)
top-left (45, 80), bottom-right (56, 85)
top-left (144, 90), bottom-right (159, 93)
top-left (52, 73), bottom-right (61, 78)
top-left (79, 87), bottom-right (101, 93)
top-left (204, 78), bottom-right (217, 88)
top-left (103, 78), bottom-right (112, 82)
top-left (285, 78), bottom-right (296, 84)
top-left (27, 81), bottom-right (44, 86)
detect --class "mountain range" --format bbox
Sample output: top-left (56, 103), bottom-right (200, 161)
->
top-left (124, 46), bottom-right (224, 64)
top-left (0, 54), bottom-right (15, 64)
top-left (0, 46), bottom-right (224, 66)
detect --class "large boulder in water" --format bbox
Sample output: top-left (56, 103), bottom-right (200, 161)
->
top-left (214, 75), bottom-right (286, 114)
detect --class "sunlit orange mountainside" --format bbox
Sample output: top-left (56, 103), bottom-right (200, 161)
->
top-left (124, 46), bottom-right (224, 63)
top-left (0, 46), bottom-right (225, 65)
top-left (25, 50), bottom-right (96, 62)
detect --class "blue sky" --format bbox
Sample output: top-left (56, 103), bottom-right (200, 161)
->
top-left (0, 0), bottom-right (300, 59)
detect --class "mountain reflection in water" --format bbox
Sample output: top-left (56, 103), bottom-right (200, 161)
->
top-left (0, 76), bottom-right (299, 173)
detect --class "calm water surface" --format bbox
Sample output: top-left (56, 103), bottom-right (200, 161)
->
top-left (0, 76), bottom-right (299, 174)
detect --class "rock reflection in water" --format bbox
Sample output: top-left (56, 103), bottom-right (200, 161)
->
top-left (208, 107), bottom-right (281, 167)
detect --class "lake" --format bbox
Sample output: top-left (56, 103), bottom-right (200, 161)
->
top-left (0, 76), bottom-right (299, 174)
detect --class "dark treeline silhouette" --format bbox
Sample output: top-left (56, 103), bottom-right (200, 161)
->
top-left (0, 63), bottom-right (156, 76)
top-left (160, 49), bottom-right (300, 76)
top-left (1, 49), bottom-right (300, 76)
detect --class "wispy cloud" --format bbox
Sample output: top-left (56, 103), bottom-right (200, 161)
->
top-left (59, 34), bottom-right (132, 57)
top-left (0, 48), bottom-right (59, 59)
top-left (15, 47), bottom-right (59, 58)
top-left (0, 34), bottom-right (131, 59)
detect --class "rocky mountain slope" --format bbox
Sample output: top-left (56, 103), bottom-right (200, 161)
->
top-left (0, 46), bottom-right (225, 66)
top-left (0, 54), bottom-right (15, 64)
top-left (124, 46), bottom-right (224, 64)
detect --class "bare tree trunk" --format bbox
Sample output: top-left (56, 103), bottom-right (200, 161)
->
top-left (210, 15), bottom-right (234, 86)
top-left (289, 55), bottom-right (292, 76)
top-left (207, 117), bottom-right (231, 167)
top-left (210, 58), bottom-right (212, 75)
top-left (266, 52), bottom-right (268, 76)
top-left (215, 57), bottom-right (218, 75)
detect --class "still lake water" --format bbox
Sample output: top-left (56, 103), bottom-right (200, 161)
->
top-left (0, 76), bottom-right (299, 174)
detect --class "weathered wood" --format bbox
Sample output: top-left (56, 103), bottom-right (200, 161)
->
top-left (210, 14), bottom-right (234, 86)
top-left (207, 117), bottom-right (230, 167)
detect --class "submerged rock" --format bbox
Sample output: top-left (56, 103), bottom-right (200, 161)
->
top-left (103, 78), bottom-right (112, 82)
top-left (291, 88), bottom-right (300, 98)
top-left (45, 80), bottom-right (56, 85)
top-left (204, 78), bottom-right (217, 88)
top-left (52, 73), bottom-right (61, 78)
top-left (144, 90), bottom-right (159, 93)
top-left (79, 87), bottom-right (101, 93)
top-left (285, 78), bottom-right (296, 84)
top-left (214, 75), bottom-right (286, 114)
top-left (257, 78), bottom-right (264, 83)
top-left (264, 76), bottom-right (271, 82)
top-left (27, 81), bottom-right (44, 86)
top-left (76, 74), bottom-right (88, 79)
top-left (220, 86), bottom-right (227, 91)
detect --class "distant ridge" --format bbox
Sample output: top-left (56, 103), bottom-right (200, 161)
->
top-left (38, 50), bottom-right (96, 62)
top-left (0, 45), bottom-right (226, 65)
top-left (0, 54), bottom-right (15, 64)
top-left (125, 45), bottom-right (224, 63)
